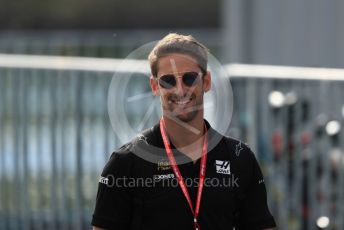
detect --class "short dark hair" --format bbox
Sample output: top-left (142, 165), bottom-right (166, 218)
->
top-left (148, 33), bottom-right (208, 77)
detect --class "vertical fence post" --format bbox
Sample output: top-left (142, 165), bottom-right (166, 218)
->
top-left (0, 70), bottom-right (6, 230)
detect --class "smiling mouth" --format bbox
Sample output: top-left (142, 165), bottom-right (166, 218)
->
top-left (170, 97), bottom-right (192, 105)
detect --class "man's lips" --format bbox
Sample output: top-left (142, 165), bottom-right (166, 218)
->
top-left (169, 97), bottom-right (193, 105)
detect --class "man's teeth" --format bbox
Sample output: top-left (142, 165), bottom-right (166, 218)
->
top-left (173, 98), bottom-right (191, 104)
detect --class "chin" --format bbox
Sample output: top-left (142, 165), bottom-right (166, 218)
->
top-left (175, 111), bottom-right (199, 123)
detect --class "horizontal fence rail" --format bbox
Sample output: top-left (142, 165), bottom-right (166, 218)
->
top-left (1, 53), bottom-right (344, 81)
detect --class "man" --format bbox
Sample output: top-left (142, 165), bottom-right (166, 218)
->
top-left (92, 33), bottom-right (276, 230)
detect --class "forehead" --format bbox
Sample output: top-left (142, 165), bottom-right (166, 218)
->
top-left (157, 53), bottom-right (200, 75)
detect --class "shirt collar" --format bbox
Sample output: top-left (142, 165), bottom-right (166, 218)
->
top-left (151, 119), bottom-right (219, 165)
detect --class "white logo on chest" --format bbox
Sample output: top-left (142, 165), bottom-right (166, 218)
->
top-left (215, 160), bottom-right (231, 175)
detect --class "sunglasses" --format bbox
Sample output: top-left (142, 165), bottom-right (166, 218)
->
top-left (157, 71), bottom-right (203, 89)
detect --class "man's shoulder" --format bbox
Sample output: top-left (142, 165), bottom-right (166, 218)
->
top-left (106, 125), bottom-right (159, 165)
top-left (221, 135), bottom-right (252, 155)
top-left (108, 142), bottom-right (135, 161)
top-left (217, 135), bottom-right (258, 166)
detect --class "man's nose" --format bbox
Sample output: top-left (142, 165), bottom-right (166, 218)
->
top-left (174, 77), bottom-right (186, 95)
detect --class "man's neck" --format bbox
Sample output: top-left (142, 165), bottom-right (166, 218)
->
top-left (162, 113), bottom-right (206, 162)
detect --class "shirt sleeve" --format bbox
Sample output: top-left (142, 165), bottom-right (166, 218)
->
top-left (235, 149), bottom-right (276, 230)
top-left (91, 150), bottom-right (134, 230)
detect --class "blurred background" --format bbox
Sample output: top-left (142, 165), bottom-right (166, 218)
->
top-left (0, 0), bottom-right (344, 229)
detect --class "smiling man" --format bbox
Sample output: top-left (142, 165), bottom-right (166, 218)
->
top-left (92, 33), bottom-right (276, 230)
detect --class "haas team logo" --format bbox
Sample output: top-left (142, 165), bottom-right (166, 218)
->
top-left (215, 160), bottom-right (231, 175)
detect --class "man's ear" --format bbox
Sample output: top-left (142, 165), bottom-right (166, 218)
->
top-left (203, 71), bottom-right (211, 92)
top-left (150, 76), bottom-right (160, 96)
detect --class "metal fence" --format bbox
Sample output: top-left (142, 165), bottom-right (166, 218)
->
top-left (0, 33), bottom-right (344, 230)
top-left (228, 74), bottom-right (344, 230)
top-left (0, 68), bottom-right (115, 230)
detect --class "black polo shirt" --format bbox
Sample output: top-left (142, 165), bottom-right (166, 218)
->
top-left (92, 120), bottom-right (276, 230)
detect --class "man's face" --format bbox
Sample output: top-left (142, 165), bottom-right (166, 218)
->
top-left (150, 53), bottom-right (211, 123)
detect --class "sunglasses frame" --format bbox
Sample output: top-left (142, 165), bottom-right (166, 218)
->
top-left (156, 71), bottom-right (205, 89)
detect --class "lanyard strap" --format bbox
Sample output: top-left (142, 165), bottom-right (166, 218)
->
top-left (160, 118), bottom-right (208, 230)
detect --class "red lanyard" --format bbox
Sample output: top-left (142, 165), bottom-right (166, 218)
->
top-left (160, 118), bottom-right (208, 230)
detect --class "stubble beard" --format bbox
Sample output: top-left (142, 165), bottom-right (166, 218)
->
top-left (162, 93), bottom-right (204, 123)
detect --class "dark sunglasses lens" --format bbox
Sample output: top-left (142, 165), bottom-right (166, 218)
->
top-left (183, 72), bottom-right (199, 86)
top-left (159, 75), bottom-right (176, 89)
